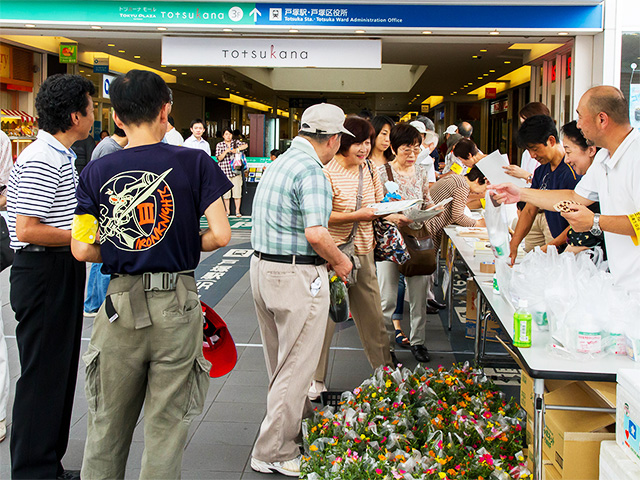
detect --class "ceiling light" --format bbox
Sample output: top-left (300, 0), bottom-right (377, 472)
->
top-left (225, 87), bottom-right (230, 90)
top-left (489, 30), bottom-right (500, 35)
top-left (161, 65), bottom-right (166, 68)
top-left (91, 25), bottom-right (101, 30)
top-left (199, 78), bottom-right (204, 81)
top-left (181, 72), bottom-right (187, 75)
top-left (214, 83), bottom-right (218, 86)
top-left (355, 30), bottom-right (366, 34)
top-left (504, 61), bottom-right (511, 64)
top-left (477, 76), bottom-right (483, 79)
top-left (157, 27), bottom-right (167, 31)
top-left (206, 81), bottom-right (211, 84)
top-left (422, 31), bottom-right (432, 35)
top-left (489, 69), bottom-right (496, 73)
top-left (223, 28), bottom-right (232, 32)
top-left (558, 32), bottom-right (569, 36)
top-left (25, 24), bottom-right (36, 28)
top-left (134, 55), bottom-right (141, 59)
top-left (480, 49), bottom-right (487, 52)
top-left (107, 43), bottom-right (115, 47)
top-left (171, 68), bottom-right (177, 71)
top-left (79, 70), bottom-right (85, 73)
top-left (483, 73), bottom-right (489, 76)
top-left (453, 91), bottom-right (457, 94)
top-left (289, 29), bottom-right (298, 33)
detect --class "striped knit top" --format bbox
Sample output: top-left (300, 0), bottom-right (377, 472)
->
top-left (323, 158), bottom-right (383, 255)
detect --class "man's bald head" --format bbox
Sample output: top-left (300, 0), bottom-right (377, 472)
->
top-left (583, 86), bottom-right (630, 126)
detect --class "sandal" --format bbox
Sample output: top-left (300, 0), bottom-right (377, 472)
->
top-left (395, 329), bottom-right (410, 348)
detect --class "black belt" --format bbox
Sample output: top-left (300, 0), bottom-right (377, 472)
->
top-left (254, 251), bottom-right (326, 265)
top-left (20, 245), bottom-right (71, 253)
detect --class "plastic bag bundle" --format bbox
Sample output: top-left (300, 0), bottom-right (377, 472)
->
top-left (484, 192), bottom-right (511, 260)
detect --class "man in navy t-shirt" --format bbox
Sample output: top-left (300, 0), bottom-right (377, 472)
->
top-left (509, 115), bottom-right (580, 264)
top-left (71, 70), bottom-right (231, 479)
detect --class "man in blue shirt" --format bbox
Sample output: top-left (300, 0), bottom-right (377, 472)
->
top-left (72, 70), bottom-right (231, 479)
top-left (509, 115), bottom-right (580, 264)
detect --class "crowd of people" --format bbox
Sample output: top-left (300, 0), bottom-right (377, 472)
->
top-left (0, 68), bottom-right (638, 480)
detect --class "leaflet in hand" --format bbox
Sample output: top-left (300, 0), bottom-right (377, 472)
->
top-left (367, 198), bottom-right (422, 215)
top-left (476, 150), bottom-right (527, 188)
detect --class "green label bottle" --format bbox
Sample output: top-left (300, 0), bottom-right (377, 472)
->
top-left (513, 299), bottom-right (532, 348)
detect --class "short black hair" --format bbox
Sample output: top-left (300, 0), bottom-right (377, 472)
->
top-left (561, 120), bottom-right (590, 150)
top-left (113, 125), bottom-right (126, 137)
top-left (270, 149), bottom-right (281, 158)
top-left (465, 165), bottom-right (486, 185)
top-left (191, 118), bottom-right (204, 129)
top-left (110, 70), bottom-right (171, 126)
top-left (390, 123), bottom-right (422, 153)
top-left (168, 116), bottom-right (175, 127)
top-left (517, 115), bottom-right (559, 149)
top-left (35, 74), bottom-right (95, 135)
top-left (338, 116), bottom-right (375, 156)
top-left (100, 129), bottom-right (109, 136)
top-left (452, 138), bottom-right (478, 160)
top-left (222, 127), bottom-right (233, 135)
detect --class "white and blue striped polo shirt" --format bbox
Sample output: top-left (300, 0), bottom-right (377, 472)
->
top-left (7, 130), bottom-right (78, 249)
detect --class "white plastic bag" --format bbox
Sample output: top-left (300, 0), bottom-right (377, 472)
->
top-left (484, 192), bottom-right (511, 260)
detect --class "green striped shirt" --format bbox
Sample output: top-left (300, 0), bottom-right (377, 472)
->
top-left (251, 136), bottom-right (331, 255)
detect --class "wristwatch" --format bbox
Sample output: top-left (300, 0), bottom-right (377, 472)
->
top-left (590, 213), bottom-right (602, 236)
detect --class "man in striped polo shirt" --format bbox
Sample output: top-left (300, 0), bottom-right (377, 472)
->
top-left (250, 103), bottom-right (353, 477)
top-left (6, 74), bottom-right (95, 480)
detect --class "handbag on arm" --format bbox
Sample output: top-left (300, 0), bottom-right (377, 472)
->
top-left (384, 163), bottom-right (436, 277)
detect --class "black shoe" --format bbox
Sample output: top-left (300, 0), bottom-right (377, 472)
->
top-left (58, 470), bottom-right (81, 480)
top-left (410, 344), bottom-right (431, 363)
top-left (390, 351), bottom-right (399, 368)
top-left (427, 305), bottom-right (439, 315)
top-left (428, 299), bottom-right (447, 310)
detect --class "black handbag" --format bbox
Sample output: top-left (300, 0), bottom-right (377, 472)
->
top-left (1, 215), bottom-right (14, 271)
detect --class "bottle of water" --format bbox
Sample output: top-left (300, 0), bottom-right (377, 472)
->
top-left (513, 299), bottom-right (532, 348)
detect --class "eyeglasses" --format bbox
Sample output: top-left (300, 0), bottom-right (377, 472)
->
top-left (398, 146), bottom-right (421, 155)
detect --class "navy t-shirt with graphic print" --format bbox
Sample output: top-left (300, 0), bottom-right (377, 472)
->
top-left (530, 159), bottom-right (581, 238)
top-left (75, 142), bottom-right (232, 275)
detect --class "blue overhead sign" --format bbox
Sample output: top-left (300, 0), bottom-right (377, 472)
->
top-left (255, 4), bottom-right (603, 30)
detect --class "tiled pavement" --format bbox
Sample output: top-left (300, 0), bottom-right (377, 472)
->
top-left (0, 230), bottom-right (476, 479)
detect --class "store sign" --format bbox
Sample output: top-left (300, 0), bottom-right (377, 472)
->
top-left (0, 45), bottom-right (10, 78)
top-left (59, 43), bottom-right (77, 64)
top-left (0, 2), bottom-right (603, 30)
top-left (93, 56), bottom-right (109, 73)
top-left (162, 37), bottom-right (381, 69)
top-left (485, 87), bottom-right (497, 99)
top-left (102, 73), bottom-right (116, 99)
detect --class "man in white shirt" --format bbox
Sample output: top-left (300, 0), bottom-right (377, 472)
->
top-left (163, 116), bottom-right (184, 146)
top-left (491, 86), bottom-right (640, 294)
top-left (183, 118), bottom-right (211, 155)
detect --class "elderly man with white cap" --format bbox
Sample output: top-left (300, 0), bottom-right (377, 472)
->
top-left (250, 103), bottom-right (353, 476)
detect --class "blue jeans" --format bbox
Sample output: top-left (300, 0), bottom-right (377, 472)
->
top-left (392, 274), bottom-right (406, 320)
top-left (84, 263), bottom-right (110, 313)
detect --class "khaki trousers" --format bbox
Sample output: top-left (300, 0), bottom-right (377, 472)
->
top-left (524, 212), bottom-right (553, 252)
top-left (377, 260), bottom-right (429, 350)
top-left (81, 275), bottom-right (210, 480)
top-left (250, 256), bottom-right (329, 462)
top-left (315, 251), bottom-right (393, 381)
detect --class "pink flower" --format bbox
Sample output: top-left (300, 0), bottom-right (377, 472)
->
top-left (375, 468), bottom-right (383, 474)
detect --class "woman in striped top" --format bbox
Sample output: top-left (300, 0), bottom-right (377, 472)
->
top-left (310, 116), bottom-right (395, 399)
top-left (427, 166), bottom-right (487, 249)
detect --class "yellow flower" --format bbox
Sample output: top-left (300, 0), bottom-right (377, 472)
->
top-left (438, 473), bottom-right (447, 479)
top-left (309, 445), bottom-right (318, 452)
top-left (372, 392), bottom-right (377, 398)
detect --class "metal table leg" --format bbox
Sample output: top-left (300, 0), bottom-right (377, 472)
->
top-left (447, 248), bottom-right (456, 330)
top-left (474, 283), bottom-right (484, 364)
top-left (533, 378), bottom-right (545, 480)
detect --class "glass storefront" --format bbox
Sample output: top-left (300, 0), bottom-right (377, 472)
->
top-left (621, 32), bottom-right (640, 130)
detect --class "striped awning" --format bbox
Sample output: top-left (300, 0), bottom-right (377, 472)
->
top-left (1, 109), bottom-right (36, 123)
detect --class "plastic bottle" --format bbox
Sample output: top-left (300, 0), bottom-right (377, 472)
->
top-left (513, 299), bottom-right (532, 348)
top-left (492, 274), bottom-right (500, 294)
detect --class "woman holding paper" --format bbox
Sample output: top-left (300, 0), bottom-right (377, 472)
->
top-left (377, 123), bottom-right (435, 364)
top-left (310, 116), bottom-right (395, 400)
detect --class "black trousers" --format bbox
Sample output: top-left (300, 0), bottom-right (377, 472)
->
top-left (9, 250), bottom-right (85, 479)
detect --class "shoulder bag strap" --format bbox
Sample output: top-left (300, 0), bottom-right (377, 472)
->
top-left (384, 162), bottom-right (394, 182)
top-left (346, 165), bottom-right (364, 244)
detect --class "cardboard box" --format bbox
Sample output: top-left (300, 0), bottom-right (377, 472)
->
top-left (465, 279), bottom-right (478, 320)
top-left (544, 463), bottom-right (562, 480)
top-left (543, 382), bottom-right (615, 479)
top-left (479, 261), bottom-right (496, 274)
top-left (519, 371), bottom-right (575, 420)
top-left (526, 440), bottom-right (553, 472)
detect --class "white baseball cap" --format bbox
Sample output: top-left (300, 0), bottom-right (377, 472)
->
top-left (299, 103), bottom-right (354, 137)
top-left (445, 125), bottom-right (459, 135)
top-left (409, 121), bottom-right (427, 134)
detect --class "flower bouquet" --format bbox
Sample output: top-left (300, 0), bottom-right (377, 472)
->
top-left (302, 362), bottom-right (530, 479)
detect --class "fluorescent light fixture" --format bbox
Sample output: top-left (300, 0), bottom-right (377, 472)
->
top-left (289, 29), bottom-right (298, 33)
top-left (422, 31), bottom-right (432, 35)
top-left (355, 30), bottom-right (366, 34)
top-left (558, 32), bottom-right (569, 36)
top-left (181, 72), bottom-right (187, 75)
top-left (25, 24), bottom-right (36, 28)
top-left (157, 27), bottom-right (167, 31)
top-left (480, 49), bottom-right (487, 52)
top-left (489, 30), bottom-right (500, 35)
top-left (133, 55), bottom-right (141, 59)
top-left (223, 28), bottom-right (232, 32)
top-left (107, 43), bottom-right (115, 47)
top-left (504, 60), bottom-right (511, 64)
top-left (118, 50), bottom-right (125, 53)
top-left (91, 26), bottom-right (102, 30)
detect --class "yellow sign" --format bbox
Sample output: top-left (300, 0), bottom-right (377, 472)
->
top-left (0, 45), bottom-right (10, 78)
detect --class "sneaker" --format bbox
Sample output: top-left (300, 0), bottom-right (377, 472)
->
top-left (83, 310), bottom-right (98, 317)
top-left (307, 380), bottom-right (327, 401)
top-left (0, 418), bottom-right (6, 443)
top-left (251, 456), bottom-right (301, 476)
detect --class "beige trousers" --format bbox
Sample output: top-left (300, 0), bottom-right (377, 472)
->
top-left (315, 251), bottom-right (393, 381)
top-left (81, 275), bottom-right (209, 480)
top-left (525, 212), bottom-right (553, 252)
top-left (250, 256), bottom-right (329, 463)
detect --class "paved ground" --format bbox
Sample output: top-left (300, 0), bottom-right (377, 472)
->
top-left (0, 227), bottom-right (509, 479)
